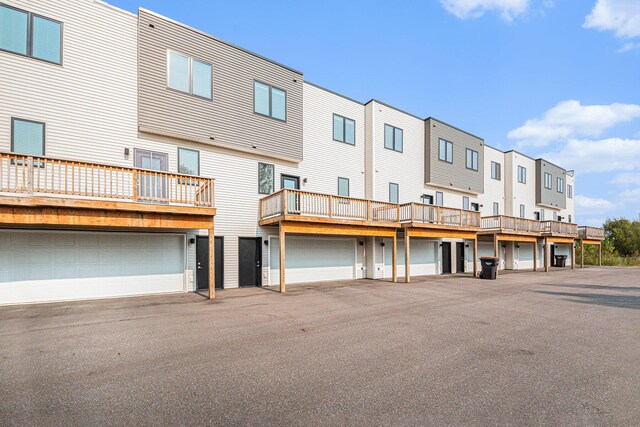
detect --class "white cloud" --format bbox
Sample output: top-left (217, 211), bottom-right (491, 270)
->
top-left (508, 100), bottom-right (640, 147)
top-left (439, 0), bottom-right (530, 21)
top-left (575, 195), bottom-right (617, 212)
top-left (584, 0), bottom-right (640, 39)
top-left (541, 138), bottom-right (640, 173)
top-left (611, 172), bottom-right (640, 186)
top-left (618, 42), bottom-right (640, 52)
top-left (619, 187), bottom-right (640, 202)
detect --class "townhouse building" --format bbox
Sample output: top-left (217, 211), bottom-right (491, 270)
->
top-left (0, 0), bottom-right (602, 305)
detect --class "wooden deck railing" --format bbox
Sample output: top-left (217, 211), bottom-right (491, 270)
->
top-left (260, 189), bottom-right (400, 223)
top-left (481, 215), bottom-right (542, 233)
top-left (578, 226), bottom-right (605, 240)
top-left (541, 220), bottom-right (578, 237)
top-left (0, 152), bottom-right (215, 207)
top-left (399, 203), bottom-right (480, 228)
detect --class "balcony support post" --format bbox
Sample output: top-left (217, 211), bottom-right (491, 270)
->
top-left (404, 229), bottom-right (411, 283)
top-left (392, 232), bottom-right (397, 283)
top-left (493, 234), bottom-right (499, 276)
top-left (533, 240), bottom-right (537, 272)
top-left (473, 237), bottom-right (478, 277)
top-left (279, 223), bottom-right (286, 293)
top-left (544, 237), bottom-right (550, 272)
top-left (580, 240), bottom-right (584, 268)
top-left (208, 224), bottom-right (215, 300)
top-left (571, 240), bottom-right (575, 270)
top-left (598, 243), bottom-right (602, 266)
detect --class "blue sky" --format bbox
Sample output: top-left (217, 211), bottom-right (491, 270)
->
top-left (109, 0), bottom-right (640, 226)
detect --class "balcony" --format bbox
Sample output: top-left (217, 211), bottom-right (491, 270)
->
top-left (259, 189), bottom-right (400, 227)
top-left (480, 215), bottom-right (541, 235)
top-left (541, 220), bottom-right (578, 238)
top-left (0, 152), bottom-right (215, 217)
top-left (578, 226), bottom-right (605, 241)
top-left (399, 203), bottom-right (480, 230)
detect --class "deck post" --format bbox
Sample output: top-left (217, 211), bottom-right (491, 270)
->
top-left (598, 243), bottom-right (602, 266)
top-left (392, 233), bottom-right (397, 283)
top-left (533, 240), bottom-right (537, 272)
top-left (473, 237), bottom-right (478, 277)
top-left (493, 234), bottom-right (499, 276)
top-left (279, 223), bottom-right (286, 293)
top-left (404, 230), bottom-right (411, 283)
top-left (581, 240), bottom-right (584, 268)
top-left (544, 238), bottom-right (550, 272)
top-left (570, 241), bottom-right (575, 270)
top-left (208, 224), bottom-right (215, 300)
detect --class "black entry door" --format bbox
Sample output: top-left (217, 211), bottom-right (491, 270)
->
top-left (442, 242), bottom-right (452, 274)
top-left (239, 237), bottom-right (262, 287)
top-left (456, 242), bottom-right (465, 273)
top-left (550, 244), bottom-right (556, 267)
top-left (196, 236), bottom-right (223, 290)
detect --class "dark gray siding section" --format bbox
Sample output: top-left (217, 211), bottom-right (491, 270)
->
top-left (137, 9), bottom-right (303, 161)
top-left (425, 118), bottom-right (484, 194)
top-left (536, 159), bottom-right (567, 209)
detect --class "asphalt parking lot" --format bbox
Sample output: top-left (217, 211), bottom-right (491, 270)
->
top-left (1, 267), bottom-right (639, 425)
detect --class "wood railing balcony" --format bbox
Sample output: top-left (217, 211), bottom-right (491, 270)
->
top-left (260, 189), bottom-right (400, 224)
top-left (578, 226), bottom-right (605, 240)
top-left (541, 220), bottom-right (578, 237)
top-left (481, 215), bottom-right (542, 234)
top-left (399, 203), bottom-right (480, 228)
top-left (0, 152), bottom-right (215, 209)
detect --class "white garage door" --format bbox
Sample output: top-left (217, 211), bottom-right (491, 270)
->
top-left (270, 237), bottom-right (356, 285)
top-left (383, 238), bottom-right (438, 278)
top-left (0, 231), bottom-right (185, 305)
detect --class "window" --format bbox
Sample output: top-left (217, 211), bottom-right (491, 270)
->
top-left (0, 4), bottom-right (62, 64)
top-left (465, 149), bottom-right (478, 171)
top-left (557, 177), bottom-right (564, 193)
top-left (338, 177), bottom-right (350, 197)
top-left (439, 138), bottom-right (453, 163)
top-left (544, 172), bottom-right (552, 189)
top-left (463, 197), bottom-right (469, 210)
top-left (436, 191), bottom-right (443, 207)
top-left (333, 114), bottom-right (355, 145)
top-left (471, 202), bottom-right (479, 212)
top-left (384, 124), bottom-right (403, 152)
top-left (553, 211), bottom-right (557, 221)
top-left (568, 184), bottom-right (573, 199)
top-left (258, 163), bottom-right (275, 194)
top-left (422, 194), bottom-right (433, 205)
top-left (254, 81), bottom-right (286, 121)
top-left (389, 183), bottom-right (399, 204)
top-left (167, 51), bottom-right (212, 100)
top-left (493, 202), bottom-right (499, 216)
top-left (11, 118), bottom-right (45, 156)
top-left (540, 209), bottom-right (545, 221)
top-left (568, 214), bottom-right (572, 223)
top-left (177, 148), bottom-right (199, 176)
top-left (491, 161), bottom-right (501, 180)
top-left (518, 166), bottom-right (526, 184)
top-left (520, 204), bottom-right (525, 218)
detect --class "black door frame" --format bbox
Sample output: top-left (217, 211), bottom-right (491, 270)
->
top-left (280, 174), bottom-right (300, 189)
top-left (238, 237), bottom-right (262, 287)
top-left (442, 242), bottom-right (452, 274)
top-left (456, 242), bottom-right (465, 273)
top-left (196, 236), bottom-right (224, 290)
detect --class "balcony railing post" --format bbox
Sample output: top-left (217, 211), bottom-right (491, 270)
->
top-left (282, 189), bottom-right (288, 215)
top-left (328, 195), bottom-right (333, 218)
top-left (436, 206), bottom-right (441, 225)
top-left (132, 169), bottom-right (138, 201)
top-left (26, 156), bottom-right (34, 194)
top-left (367, 200), bottom-right (372, 221)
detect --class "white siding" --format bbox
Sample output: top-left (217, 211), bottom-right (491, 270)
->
top-left (505, 152), bottom-right (538, 218)
top-left (479, 146), bottom-right (506, 217)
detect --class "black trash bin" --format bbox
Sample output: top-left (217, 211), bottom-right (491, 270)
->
top-left (555, 255), bottom-right (568, 267)
top-left (479, 257), bottom-right (499, 280)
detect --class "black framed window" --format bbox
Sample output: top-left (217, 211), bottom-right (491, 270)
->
top-left (439, 138), bottom-right (453, 163)
top-left (11, 118), bottom-right (45, 156)
top-left (463, 196), bottom-right (470, 210)
top-left (421, 194), bottom-right (433, 205)
top-left (518, 166), bottom-right (526, 184)
top-left (466, 149), bottom-right (478, 171)
top-left (436, 191), bottom-right (444, 207)
top-left (0, 4), bottom-right (62, 64)
top-left (178, 147), bottom-right (199, 176)
top-left (254, 80), bottom-right (286, 121)
top-left (338, 177), bottom-right (350, 197)
top-left (384, 124), bottom-right (403, 152)
top-left (471, 202), bottom-right (479, 212)
top-left (389, 182), bottom-right (399, 203)
top-left (491, 161), bottom-right (501, 180)
top-left (258, 162), bottom-right (275, 194)
top-left (333, 114), bottom-right (355, 145)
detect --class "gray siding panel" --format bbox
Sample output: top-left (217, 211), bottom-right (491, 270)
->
top-left (536, 159), bottom-right (567, 209)
top-left (138, 10), bottom-right (303, 161)
top-left (425, 118), bottom-right (484, 194)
